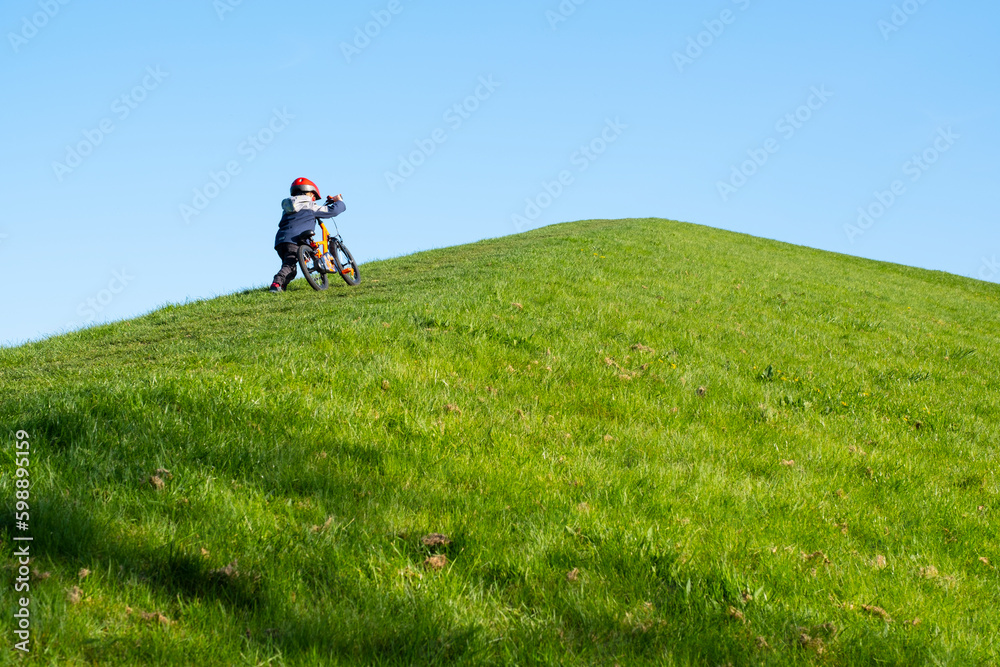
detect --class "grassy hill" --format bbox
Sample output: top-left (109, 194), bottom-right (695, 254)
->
top-left (2, 218), bottom-right (999, 665)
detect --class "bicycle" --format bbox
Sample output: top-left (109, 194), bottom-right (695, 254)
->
top-left (297, 217), bottom-right (360, 291)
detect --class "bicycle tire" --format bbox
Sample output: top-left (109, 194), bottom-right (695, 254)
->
top-left (297, 244), bottom-right (329, 291)
top-left (331, 239), bottom-right (361, 286)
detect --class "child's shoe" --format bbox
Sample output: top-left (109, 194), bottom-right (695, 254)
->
top-left (269, 282), bottom-right (283, 293)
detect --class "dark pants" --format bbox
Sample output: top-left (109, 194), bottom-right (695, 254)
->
top-left (272, 243), bottom-right (300, 289)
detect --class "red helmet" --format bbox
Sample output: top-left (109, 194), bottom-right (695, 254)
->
top-left (290, 177), bottom-right (321, 199)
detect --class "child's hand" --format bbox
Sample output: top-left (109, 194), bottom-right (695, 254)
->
top-left (327, 194), bottom-right (343, 204)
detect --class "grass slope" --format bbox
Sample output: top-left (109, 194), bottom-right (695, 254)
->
top-left (2, 218), bottom-right (999, 666)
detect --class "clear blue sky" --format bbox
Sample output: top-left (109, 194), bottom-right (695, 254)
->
top-left (2, 1), bottom-right (997, 346)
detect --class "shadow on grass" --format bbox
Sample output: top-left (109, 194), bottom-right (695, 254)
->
top-left (3, 385), bottom-right (945, 665)
top-left (0, 495), bottom-right (495, 665)
top-left (0, 500), bottom-right (264, 612)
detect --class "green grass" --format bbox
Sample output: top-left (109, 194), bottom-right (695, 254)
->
top-left (2, 218), bottom-right (999, 665)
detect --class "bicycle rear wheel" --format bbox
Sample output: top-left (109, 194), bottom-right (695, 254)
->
top-left (297, 245), bottom-right (329, 291)
top-left (331, 239), bottom-right (360, 286)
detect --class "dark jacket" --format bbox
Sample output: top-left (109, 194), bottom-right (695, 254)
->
top-left (274, 195), bottom-right (346, 247)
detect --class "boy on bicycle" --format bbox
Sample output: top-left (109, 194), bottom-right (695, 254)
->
top-left (269, 177), bottom-right (346, 292)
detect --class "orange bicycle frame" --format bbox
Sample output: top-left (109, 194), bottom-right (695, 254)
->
top-left (309, 222), bottom-right (334, 272)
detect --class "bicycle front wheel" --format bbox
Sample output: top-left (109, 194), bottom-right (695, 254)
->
top-left (331, 240), bottom-right (360, 286)
top-left (297, 245), bottom-right (329, 291)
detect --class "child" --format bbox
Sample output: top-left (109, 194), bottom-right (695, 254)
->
top-left (270, 177), bottom-right (346, 292)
